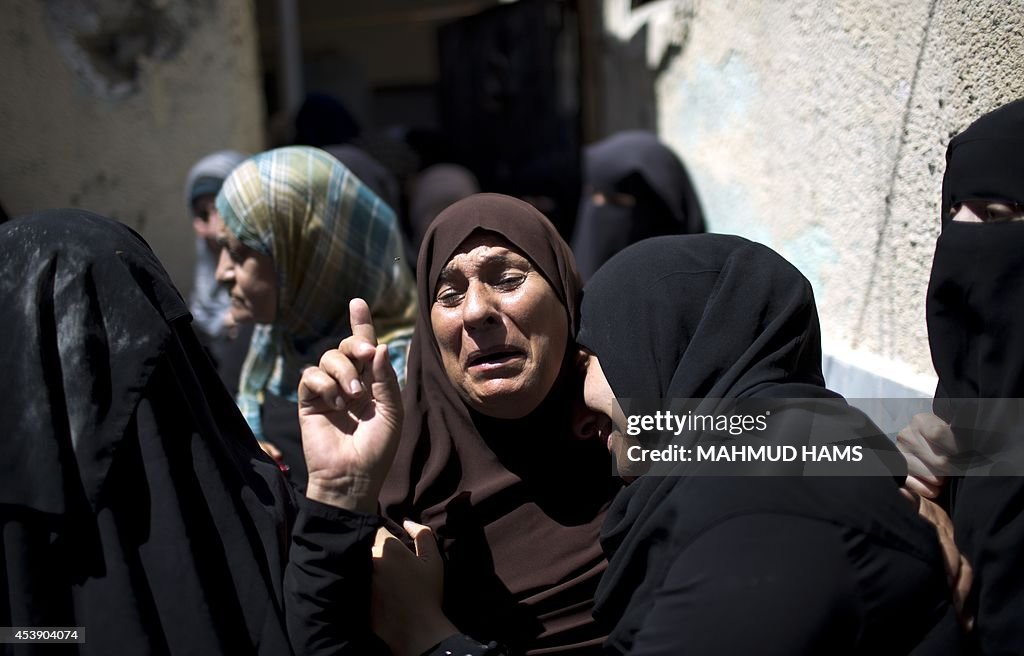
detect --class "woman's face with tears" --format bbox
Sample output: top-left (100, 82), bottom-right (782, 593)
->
top-left (430, 232), bottom-right (569, 419)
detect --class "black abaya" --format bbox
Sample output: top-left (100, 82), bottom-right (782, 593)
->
top-left (0, 210), bottom-right (379, 655)
top-left (577, 235), bottom-right (957, 655)
top-left (928, 97), bottom-right (1024, 655)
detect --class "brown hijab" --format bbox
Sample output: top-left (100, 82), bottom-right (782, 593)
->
top-left (381, 193), bottom-right (620, 655)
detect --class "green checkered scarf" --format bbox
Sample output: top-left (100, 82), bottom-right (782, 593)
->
top-left (216, 146), bottom-right (416, 440)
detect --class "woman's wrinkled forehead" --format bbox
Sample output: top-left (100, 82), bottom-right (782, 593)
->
top-left (424, 212), bottom-right (557, 293)
top-left (433, 230), bottom-right (536, 294)
top-left (416, 192), bottom-right (580, 328)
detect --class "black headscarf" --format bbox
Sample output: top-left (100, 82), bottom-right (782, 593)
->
top-left (294, 92), bottom-right (360, 148)
top-left (927, 98), bottom-right (1024, 653)
top-left (408, 163), bottom-right (481, 256)
top-left (931, 97), bottom-right (1024, 404)
top-left (0, 210), bottom-right (297, 654)
top-left (381, 194), bottom-right (621, 655)
top-left (570, 131), bottom-right (705, 281)
top-left (940, 98), bottom-right (1024, 221)
top-left (578, 235), bottom-right (941, 653)
top-left (323, 144), bottom-right (402, 216)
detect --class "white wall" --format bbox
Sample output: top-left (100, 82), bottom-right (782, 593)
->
top-left (599, 0), bottom-right (1024, 392)
top-left (0, 0), bottom-right (266, 293)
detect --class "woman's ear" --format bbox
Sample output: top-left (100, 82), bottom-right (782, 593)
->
top-left (571, 394), bottom-right (601, 442)
top-left (570, 349), bottom-right (600, 442)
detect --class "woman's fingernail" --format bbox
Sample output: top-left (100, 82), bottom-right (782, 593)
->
top-left (351, 380), bottom-right (364, 395)
top-left (334, 395), bottom-right (344, 409)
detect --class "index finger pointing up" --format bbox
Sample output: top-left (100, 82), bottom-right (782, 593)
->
top-left (349, 297), bottom-right (378, 346)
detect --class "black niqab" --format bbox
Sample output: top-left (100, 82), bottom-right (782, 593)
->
top-left (0, 210), bottom-right (297, 654)
top-left (324, 144), bottom-right (401, 215)
top-left (571, 131), bottom-right (705, 281)
top-left (940, 98), bottom-right (1024, 221)
top-left (931, 98), bottom-right (1024, 404)
top-left (928, 97), bottom-right (1024, 654)
top-left (294, 93), bottom-right (360, 148)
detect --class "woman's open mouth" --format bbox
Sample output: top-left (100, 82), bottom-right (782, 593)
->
top-left (466, 346), bottom-right (526, 372)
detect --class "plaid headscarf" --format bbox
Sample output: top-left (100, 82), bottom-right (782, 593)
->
top-left (217, 146), bottom-right (417, 439)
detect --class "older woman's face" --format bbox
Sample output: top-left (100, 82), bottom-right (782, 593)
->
top-left (431, 232), bottom-right (568, 418)
top-left (214, 229), bottom-right (278, 324)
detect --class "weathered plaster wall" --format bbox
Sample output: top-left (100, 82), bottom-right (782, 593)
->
top-left (601, 0), bottom-right (1024, 388)
top-left (0, 0), bottom-right (265, 292)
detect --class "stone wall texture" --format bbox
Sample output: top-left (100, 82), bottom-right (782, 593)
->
top-left (0, 0), bottom-right (265, 291)
top-left (601, 0), bottom-right (1024, 386)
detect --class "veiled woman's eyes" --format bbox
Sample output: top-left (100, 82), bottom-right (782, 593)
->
top-left (983, 205), bottom-right (1023, 222)
top-left (950, 201), bottom-right (1024, 223)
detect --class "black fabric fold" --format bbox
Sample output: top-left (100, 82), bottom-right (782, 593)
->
top-left (0, 210), bottom-right (303, 654)
top-left (1, 209), bottom-right (188, 514)
top-left (578, 235), bottom-right (950, 654)
top-left (284, 498), bottom-right (388, 655)
top-left (571, 131), bottom-right (705, 281)
top-left (928, 98), bottom-right (1024, 655)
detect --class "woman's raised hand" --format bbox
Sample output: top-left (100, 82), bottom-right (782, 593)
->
top-left (298, 298), bottom-right (403, 513)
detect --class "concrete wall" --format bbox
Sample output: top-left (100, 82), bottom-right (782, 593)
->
top-left (599, 0), bottom-right (1024, 391)
top-left (0, 0), bottom-right (265, 293)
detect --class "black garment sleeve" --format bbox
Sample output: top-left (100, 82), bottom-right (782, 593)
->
top-left (619, 513), bottom-right (951, 656)
top-left (284, 496), bottom-right (389, 655)
top-left (622, 515), bottom-right (858, 656)
top-left (618, 513), bottom-right (954, 650)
